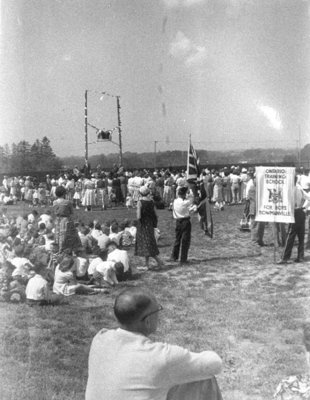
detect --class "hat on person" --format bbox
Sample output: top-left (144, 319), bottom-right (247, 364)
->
top-left (242, 168), bottom-right (247, 173)
top-left (139, 186), bottom-right (150, 196)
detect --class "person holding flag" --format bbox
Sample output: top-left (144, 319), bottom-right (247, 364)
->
top-left (187, 138), bottom-right (213, 238)
top-left (170, 139), bottom-right (213, 265)
top-left (170, 186), bottom-right (196, 265)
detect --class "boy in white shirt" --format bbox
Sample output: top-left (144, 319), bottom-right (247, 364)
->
top-left (26, 263), bottom-right (62, 305)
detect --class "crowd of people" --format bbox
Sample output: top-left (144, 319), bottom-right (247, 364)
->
top-left (1, 164), bottom-right (310, 399)
top-left (0, 164), bottom-right (252, 211)
top-left (1, 164), bottom-right (310, 305)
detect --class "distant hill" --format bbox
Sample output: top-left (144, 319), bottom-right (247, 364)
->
top-left (60, 146), bottom-right (307, 170)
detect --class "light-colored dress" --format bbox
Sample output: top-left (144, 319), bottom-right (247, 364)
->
top-left (53, 265), bottom-right (76, 296)
top-left (212, 176), bottom-right (223, 203)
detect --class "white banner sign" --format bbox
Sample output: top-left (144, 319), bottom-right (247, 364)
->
top-left (255, 166), bottom-right (295, 223)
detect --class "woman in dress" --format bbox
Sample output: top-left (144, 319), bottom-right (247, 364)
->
top-left (135, 186), bottom-right (164, 270)
top-left (53, 186), bottom-right (81, 253)
top-left (82, 176), bottom-right (96, 211)
top-left (212, 171), bottom-right (224, 211)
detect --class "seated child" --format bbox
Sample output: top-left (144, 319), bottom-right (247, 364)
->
top-left (91, 261), bottom-right (119, 287)
top-left (53, 255), bottom-right (108, 296)
top-left (88, 249), bottom-right (118, 286)
top-left (0, 261), bottom-right (20, 302)
top-left (26, 263), bottom-right (63, 306)
top-left (11, 246), bottom-right (34, 282)
top-left (109, 221), bottom-right (122, 247)
top-left (78, 225), bottom-right (93, 254)
top-left (106, 240), bottom-right (133, 279)
top-left (125, 220), bottom-right (137, 244)
top-left (74, 250), bottom-right (89, 280)
top-left (118, 220), bottom-right (134, 248)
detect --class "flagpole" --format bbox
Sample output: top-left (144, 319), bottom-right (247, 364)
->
top-left (187, 134), bottom-right (191, 178)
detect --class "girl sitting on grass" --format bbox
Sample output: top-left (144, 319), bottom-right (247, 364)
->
top-left (53, 255), bottom-right (108, 296)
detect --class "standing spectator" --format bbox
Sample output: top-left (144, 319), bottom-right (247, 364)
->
top-left (240, 168), bottom-right (248, 203)
top-left (212, 172), bottom-right (224, 211)
top-left (245, 172), bottom-right (265, 246)
top-left (119, 172), bottom-right (127, 204)
top-left (82, 176), bottom-right (96, 212)
top-left (135, 186), bottom-right (163, 270)
top-left (230, 169), bottom-right (241, 204)
top-left (163, 173), bottom-right (175, 208)
top-left (222, 169), bottom-right (231, 205)
top-left (278, 177), bottom-right (308, 264)
top-left (53, 186), bottom-right (81, 253)
top-left (170, 187), bottom-right (195, 265)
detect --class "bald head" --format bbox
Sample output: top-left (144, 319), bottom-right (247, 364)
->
top-left (114, 287), bottom-right (155, 326)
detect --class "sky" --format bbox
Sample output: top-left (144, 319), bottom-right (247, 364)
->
top-left (1, 0), bottom-right (310, 159)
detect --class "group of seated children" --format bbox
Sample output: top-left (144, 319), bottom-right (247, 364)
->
top-left (0, 214), bottom-right (139, 306)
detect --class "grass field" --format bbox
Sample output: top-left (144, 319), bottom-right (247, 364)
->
top-left (0, 203), bottom-right (310, 399)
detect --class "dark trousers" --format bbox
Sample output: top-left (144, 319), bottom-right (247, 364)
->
top-left (282, 208), bottom-right (305, 261)
top-left (172, 218), bottom-right (191, 262)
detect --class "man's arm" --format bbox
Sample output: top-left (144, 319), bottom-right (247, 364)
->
top-left (164, 343), bottom-right (222, 386)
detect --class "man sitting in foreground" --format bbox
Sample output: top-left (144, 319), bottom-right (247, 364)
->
top-left (85, 287), bottom-right (223, 400)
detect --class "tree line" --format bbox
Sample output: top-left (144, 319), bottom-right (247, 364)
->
top-left (0, 136), bottom-right (307, 175)
top-left (0, 137), bottom-right (62, 174)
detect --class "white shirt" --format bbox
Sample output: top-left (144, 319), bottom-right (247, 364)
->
top-left (107, 249), bottom-right (130, 272)
top-left (11, 257), bottom-right (33, 278)
top-left (172, 196), bottom-right (194, 219)
top-left (95, 260), bottom-right (118, 285)
top-left (75, 257), bottom-right (88, 277)
top-left (26, 274), bottom-right (49, 301)
top-left (85, 328), bottom-right (222, 400)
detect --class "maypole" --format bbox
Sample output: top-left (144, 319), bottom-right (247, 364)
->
top-left (84, 90), bottom-right (88, 166)
top-left (116, 96), bottom-right (123, 166)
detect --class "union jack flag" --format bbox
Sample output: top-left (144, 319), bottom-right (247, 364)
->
top-left (187, 142), bottom-right (201, 181)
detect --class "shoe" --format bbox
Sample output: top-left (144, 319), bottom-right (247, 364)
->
top-left (148, 265), bottom-right (163, 271)
top-left (294, 258), bottom-right (304, 263)
top-left (179, 260), bottom-right (189, 266)
top-left (137, 266), bottom-right (148, 271)
top-left (277, 259), bottom-right (288, 265)
top-left (93, 288), bottom-right (110, 294)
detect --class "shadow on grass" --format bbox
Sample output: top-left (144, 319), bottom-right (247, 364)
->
top-left (188, 252), bottom-right (262, 263)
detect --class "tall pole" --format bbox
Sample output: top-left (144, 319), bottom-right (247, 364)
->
top-left (154, 141), bottom-right (158, 169)
top-left (116, 96), bottom-right (123, 166)
top-left (84, 90), bottom-right (88, 166)
top-left (298, 124), bottom-right (301, 168)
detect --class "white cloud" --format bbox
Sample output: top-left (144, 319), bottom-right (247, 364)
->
top-left (258, 104), bottom-right (283, 131)
top-left (185, 46), bottom-right (208, 67)
top-left (170, 31), bottom-right (208, 67)
top-left (169, 31), bottom-right (192, 57)
top-left (162, 0), bottom-right (206, 8)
